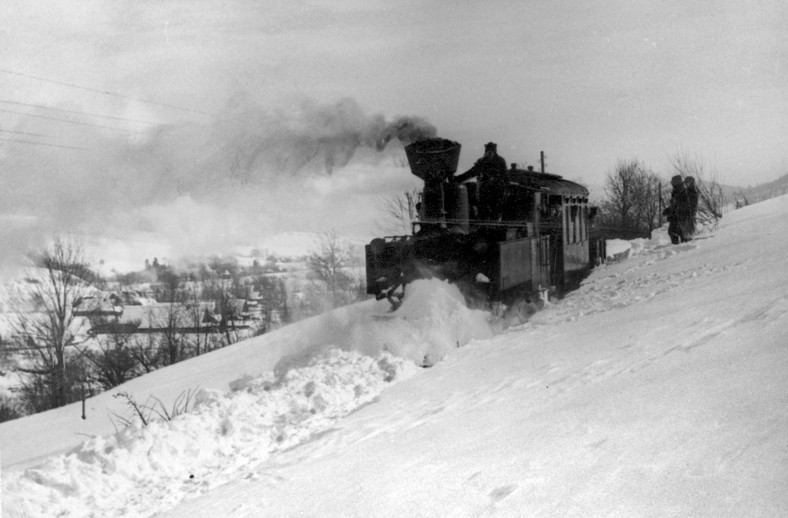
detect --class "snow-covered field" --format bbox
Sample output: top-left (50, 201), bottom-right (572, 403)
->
top-left (2, 196), bottom-right (788, 517)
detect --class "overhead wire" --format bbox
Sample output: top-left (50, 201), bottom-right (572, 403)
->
top-left (0, 118), bottom-right (90, 150)
top-left (0, 107), bottom-right (132, 133)
top-left (0, 68), bottom-right (213, 116)
top-left (0, 68), bottom-right (209, 149)
top-left (0, 128), bottom-right (50, 138)
top-left (0, 98), bottom-right (160, 126)
top-left (0, 137), bottom-right (88, 151)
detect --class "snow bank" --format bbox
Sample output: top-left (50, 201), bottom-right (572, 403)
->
top-left (1, 277), bottom-right (492, 516)
top-left (609, 225), bottom-right (674, 260)
top-left (2, 349), bottom-right (417, 518)
top-left (631, 225), bottom-right (672, 254)
top-left (605, 238), bottom-right (631, 260)
top-left (372, 278), bottom-right (495, 364)
top-left (0, 277), bottom-right (493, 472)
top-left (285, 278), bottom-right (495, 367)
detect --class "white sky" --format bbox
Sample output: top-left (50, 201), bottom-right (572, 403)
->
top-left (1, 0), bottom-right (786, 268)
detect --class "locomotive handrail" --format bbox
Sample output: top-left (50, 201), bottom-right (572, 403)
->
top-left (415, 218), bottom-right (530, 228)
top-left (414, 218), bottom-right (567, 230)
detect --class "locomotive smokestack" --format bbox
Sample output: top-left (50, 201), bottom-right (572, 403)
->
top-left (403, 138), bottom-right (461, 182)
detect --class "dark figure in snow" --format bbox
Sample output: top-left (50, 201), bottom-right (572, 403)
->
top-left (453, 142), bottom-right (508, 222)
top-left (663, 175), bottom-right (694, 244)
top-left (684, 176), bottom-right (699, 235)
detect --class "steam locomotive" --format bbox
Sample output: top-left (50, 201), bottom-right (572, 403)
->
top-left (365, 138), bottom-right (604, 310)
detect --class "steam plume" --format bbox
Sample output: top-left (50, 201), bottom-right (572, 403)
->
top-left (232, 97), bottom-right (437, 175)
top-left (0, 96), bottom-right (436, 269)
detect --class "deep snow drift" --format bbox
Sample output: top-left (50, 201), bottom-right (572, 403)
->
top-left (1, 278), bottom-right (494, 516)
top-left (2, 195), bottom-right (788, 517)
top-left (4, 350), bottom-right (418, 517)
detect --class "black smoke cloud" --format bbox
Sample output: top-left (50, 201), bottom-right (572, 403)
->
top-left (0, 96), bottom-right (436, 268)
top-left (213, 97), bottom-right (436, 177)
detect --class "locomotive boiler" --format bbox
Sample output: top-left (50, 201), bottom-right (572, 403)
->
top-left (365, 138), bottom-right (604, 310)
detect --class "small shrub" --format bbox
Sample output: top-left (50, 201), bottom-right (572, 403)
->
top-left (110, 388), bottom-right (197, 429)
top-left (0, 395), bottom-right (23, 423)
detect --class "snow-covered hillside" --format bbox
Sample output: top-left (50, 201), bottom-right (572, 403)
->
top-left (2, 195), bottom-right (788, 517)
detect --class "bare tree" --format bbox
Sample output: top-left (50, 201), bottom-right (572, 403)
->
top-left (127, 333), bottom-right (164, 374)
top-left (150, 266), bottom-right (193, 364)
top-left (155, 266), bottom-right (183, 303)
top-left (150, 304), bottom-right (189, 365)
top-left (184, 294), bottom-right (216, 356)
top-left (211, 271), bottom-right (244, 346)
top-left (258, 275), bottom-right (288, 332)
top-left (79, 327), bottom-right (139, 390)
top-left (376, 189), bottom-right (420, 235)
top-left (0, 395), bottom-right (22, 423)
top-left (598, 159), bottom-right (662, 238)
top-left (8, 239), bottom-right (95, 410)
top-left (216, 292), bottom-right (240, 345)
top-left (307, 231), bottom-right (359, 310)
top-left (669, 152), bottom-right (725, 230)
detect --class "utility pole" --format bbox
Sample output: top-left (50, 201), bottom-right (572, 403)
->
top-left (81, 381), bottom-right (86, 420)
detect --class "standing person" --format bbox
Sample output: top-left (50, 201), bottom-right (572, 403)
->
top-left (684, 176), bottom-right (699, 236)
top-left (453, 142), bottom-right (508, 222)
top-left (664, 175), bottom-right (692, 244)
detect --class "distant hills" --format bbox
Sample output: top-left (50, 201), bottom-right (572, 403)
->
top-left (721, 174), bottom-right (788, 207)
